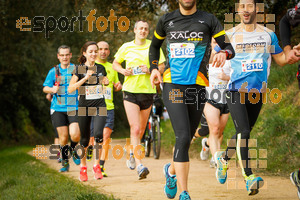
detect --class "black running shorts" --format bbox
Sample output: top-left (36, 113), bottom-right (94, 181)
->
top-left (123, 91), bottom-right (154, 110)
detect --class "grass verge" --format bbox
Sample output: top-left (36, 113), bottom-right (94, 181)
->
top-left (0, 146), bottom-right (117, 200)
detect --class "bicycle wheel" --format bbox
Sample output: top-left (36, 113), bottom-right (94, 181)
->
top-left (144, 124), bottom-right (151, 157)
top-left (152, 119), bottom-right (161, 159)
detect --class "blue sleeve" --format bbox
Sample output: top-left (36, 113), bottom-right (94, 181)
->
top-left (270, 32), bottom-right (283, 55)
top-left (43, 68), bottom-right (55, 87)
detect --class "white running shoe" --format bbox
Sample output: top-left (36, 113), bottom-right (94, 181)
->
top-left (137, 164), bottom-right (149, 180)
top-left (126, 153), bottom-right (136, 170)
top-left (210, 157), bottom-right (216, 168)
top-left (200, 138), bottom-right (210, 160)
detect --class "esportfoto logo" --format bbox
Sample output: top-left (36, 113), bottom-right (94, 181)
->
top-left (16, 9), bottom-right (130, 38)
top-left (33, 138), bottom-right (145, 161)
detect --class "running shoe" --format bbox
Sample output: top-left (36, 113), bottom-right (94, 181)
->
top-left (290, 170), bottom-right (300, 199)
top-left (72, 151), bottom-right (81, 165)
top-left (79, 166), bottom-right (88, 182)
top-left (163, 163), bottom-right (177, 199)
top-left (87, 146), bottom-right (93, 161)
top-left (137, 164), bottom-right (149, 180)
top-left (210, 157), bottom-right (216, 168)
top-left (200, 137), bottom-right (209, 160)
top-left (93, 164), bottom-right (103, 180)
top-left (126, 153), bottom-right (136, 170)
top-left (59, 160), bottom-right (69, 172)
top-left (214, 151), bottom-right (228, 184)
top-left (179, 191), bottom-right (191, 200)
top-left (245, 174), bottom-right (264, 195)
top-left (101, 165), bottom-right (108, 177)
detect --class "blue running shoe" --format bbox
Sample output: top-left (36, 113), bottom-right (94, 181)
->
top-left (214, 151), bottom-right (228, 184)
top-left (245, 174), bottom-right (264, 195)
top-left (290, 170), bottom-right (300, 199)
top-left (179, 191), bottom-right (191, 200)
top-left (137, 164), bottom-right (149, 180)
top-left (72, 151), bottom-right (81, 165)
top-left (59, 160), bottom-right (69, 172)
top-left (163, 163), bottom-right (177, 199)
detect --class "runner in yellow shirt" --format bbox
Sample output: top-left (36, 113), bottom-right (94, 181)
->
top-left (113, 20), bottom-right (165, 180)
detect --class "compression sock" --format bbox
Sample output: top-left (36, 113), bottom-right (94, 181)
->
top-left (100, 160), bottom-right (105, 167)
top-left (70, 141), bottom-right (78, 151)
top-left (61, 145), bottom-right (69, 162)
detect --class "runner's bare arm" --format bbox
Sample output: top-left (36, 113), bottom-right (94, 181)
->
top-left (272, 52), bottom-right (288, 67)
top-left (112, 59), bottom-right (132, 76)
top-left (158, 63), bottom-right (165, 74)
top-left (213, 34), bottom-right (235, 68)
top-left (43, 86), bottom-right (59, 94)
top-left (113, 81), bottom-right (122, 91)
top-left (68, 71), bottom-right (93, 93)
top-left (102, 76), bottom-right (109, 86)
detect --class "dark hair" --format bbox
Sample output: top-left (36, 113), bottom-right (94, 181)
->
top-left (78, 41), bottom-right (98, 64)
top-left (57, 45), bottom-right (71, 54)
top-left (236, 0), bottom-right (262, 5)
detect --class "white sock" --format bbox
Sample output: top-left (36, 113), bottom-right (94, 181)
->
top-left (168, 165), bottom-right (175, 177)
top-left (137, 164), bottom-right (143, 171)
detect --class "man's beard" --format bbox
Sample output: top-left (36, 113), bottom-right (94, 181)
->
top-left (242, 11), bottom-right (256, 24)
top-left (179, 0), bottom-right (196, 11)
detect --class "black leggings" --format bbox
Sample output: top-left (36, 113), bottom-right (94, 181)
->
top-left (197, 113), bottom-right (209, 137)
top-left (79, 114), bottom-right (107, 148)
top-left (225, 91), bottom-right (263, 177)
top-left (163, 83), bottom-right (206, 162)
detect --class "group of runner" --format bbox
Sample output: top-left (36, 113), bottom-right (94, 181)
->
top-left (43, 20), bottom-right (165, 181)
top-left (43, 0), bottom-right (300, 199)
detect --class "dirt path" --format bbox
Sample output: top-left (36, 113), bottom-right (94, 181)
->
top-left (34, 139), bottom-right (298, 200)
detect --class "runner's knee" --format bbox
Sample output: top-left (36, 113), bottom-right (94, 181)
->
top-left (70, 132), bottom-right (80, 142)
top-left (80, 136), bottom-right (90, 147)
top-left (210, 126), bottom-right (220, 136)
top-left (173, 131), bottom-right (191, 162)
top-left (130, 125), bottom-right (140, 137)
